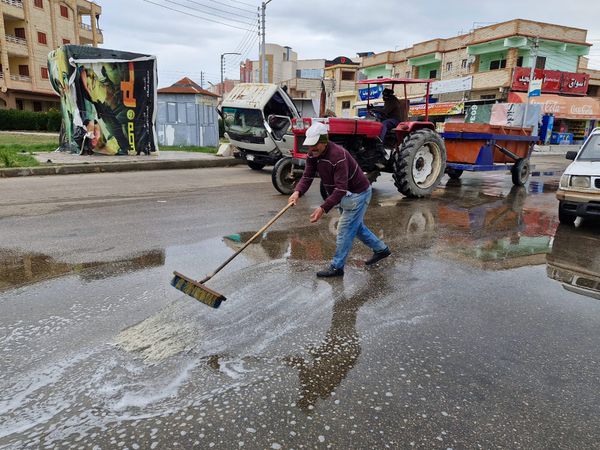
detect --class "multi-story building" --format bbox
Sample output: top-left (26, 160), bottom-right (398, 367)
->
top-left (360, 19), bottom-right (597, 101)
top-left (0, 0), bottom-right (103, 111)
top-left (356, 19), bottom-right (600, 141)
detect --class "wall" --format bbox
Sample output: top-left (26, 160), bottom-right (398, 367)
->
top-left (362, 64), bottom-right (391, 79)
top-left (157, 94), bottom-right (219, 147)
top-left (418, 62), bottom-right (441, 79)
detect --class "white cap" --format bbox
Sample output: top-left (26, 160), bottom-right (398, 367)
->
top-left (303, 121), bottom-right (328, 146)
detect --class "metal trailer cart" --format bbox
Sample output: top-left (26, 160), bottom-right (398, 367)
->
top-left (441, 123), bottom-right (539, 186)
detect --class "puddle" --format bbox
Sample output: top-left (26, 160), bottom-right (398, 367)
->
top-left (0, 249), bottom-right (165, 292)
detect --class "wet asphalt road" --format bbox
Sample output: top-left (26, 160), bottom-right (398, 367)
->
top-left (2, 157), bottom-right (600, 449)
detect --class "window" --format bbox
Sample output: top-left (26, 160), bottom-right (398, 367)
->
top-left (461, 59), bottom-right (468, 69)
top-left (60, 5), bottom-right (68, 18)
top-left (405, 70), bottom-right (411, 78)
top-left (429, 69), bottom-right (437, 79)
top-left (33, 102), bottom-right (42, 112)
top-left (446, 62), bottom-right (453, 72)
top-left (16, 100), bottom-right (24, 110)
top-left (489, 59), bottom-right (507, 70)
top-left (15, 28), bottom-right (26, 39)
top-left (341, 101), bottom-right (351, 109)
top-left (63, 38), bottom-right (70, 45)
top-left (37, 32), bottom-right (47, 45)
top-left (18, 65), bottom-right (30, 77)
top-left (41, 67), bottom-right (49, 79)
top-left (167, 102), bottom-right (177, 123)
top-left (34, 0), bottom-right (43, 8)
top-left (536, 56), bottom-right (546, 70)
top-left (296, 69), bottom-right (301, 78)
top-left (341, 71), bottom-right (354, 81)
top-left (516, 56), bottom-right (524, 67)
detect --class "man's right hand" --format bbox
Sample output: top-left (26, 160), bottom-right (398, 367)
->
top-left (288, 191), bottom-right (300, 206)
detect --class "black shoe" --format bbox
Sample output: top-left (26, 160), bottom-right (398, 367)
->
top-left (365, 247), bottom-right (391, 266)
top-left (316, 265), bottom-right (344, 278)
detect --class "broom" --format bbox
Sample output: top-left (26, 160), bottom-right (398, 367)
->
top-left (171, 202), bottom-right (294, 308)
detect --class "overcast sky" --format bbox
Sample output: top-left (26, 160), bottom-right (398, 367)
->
top-left (100, 0), bottom-right (600, 89)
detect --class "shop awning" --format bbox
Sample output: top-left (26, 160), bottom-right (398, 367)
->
top-left (508, 92), bottom-right (600, 120)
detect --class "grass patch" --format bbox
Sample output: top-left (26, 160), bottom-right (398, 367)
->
top-left (0, 133), bottom-right (57, 167)
top-left (161, 146), bottom-right (218, 154)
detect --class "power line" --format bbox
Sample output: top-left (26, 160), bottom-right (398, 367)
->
top-left (227, 0), bottom-right (258, 8)
top-left (163, 0), bottom-right (255, 26)
top-left (207, 0), bottom-right (256, 15)
top-left (142, 0), bottom-right (254, 31)
top-left (179, 0), bottom-right (256, 20)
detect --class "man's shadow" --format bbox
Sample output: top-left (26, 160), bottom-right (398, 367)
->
top-left (285, 269), bottom-right (392, 411)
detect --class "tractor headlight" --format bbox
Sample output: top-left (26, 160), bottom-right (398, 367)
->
top-left (570, 176), bottom-right (591, 189)
top-left (559, 174), bottom-right (569, 188)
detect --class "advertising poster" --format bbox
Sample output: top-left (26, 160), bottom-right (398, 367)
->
top-left (48, 45), bottom-right (158, 155)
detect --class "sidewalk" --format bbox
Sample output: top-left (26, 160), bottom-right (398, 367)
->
top-left (0, 150), bottom-right (244, 178)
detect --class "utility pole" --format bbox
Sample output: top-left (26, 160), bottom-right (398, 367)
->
top-left (200, 71), bottom-right (204, 89)
top-left (260, 0), bottom-right (272, 83)
top-left (522, 36), bottom-right (539, 127)
top-left (220, 52), bottom-right (240, 96)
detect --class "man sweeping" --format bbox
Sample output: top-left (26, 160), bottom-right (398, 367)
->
top-left (288, 122), bottom-right (391, 277)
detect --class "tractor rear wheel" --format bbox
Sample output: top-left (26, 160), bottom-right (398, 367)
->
top-left (272, 157), bottom-right (296, 195)
top-left (392, 129), bottom-right (447, 198)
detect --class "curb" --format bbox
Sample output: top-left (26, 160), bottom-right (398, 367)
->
top-left (0, 157), bottom-right (246, 178)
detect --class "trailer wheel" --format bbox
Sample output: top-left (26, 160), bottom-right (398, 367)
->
top-left (392, 129), bottom-right (447, 198)
top-left (272, 157), bottom-right (296, 195)
top-left (446, 168), bottom-right (463, 180)
top-left (247, 161), bottom-right (266, 171)
top-left (511, 158), bottom-right (530, 186)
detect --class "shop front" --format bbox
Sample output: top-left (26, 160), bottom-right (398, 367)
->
top-left (508, 92), bottom-right (600, 144)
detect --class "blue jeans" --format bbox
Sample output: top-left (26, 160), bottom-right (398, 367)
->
top-left (332, 186), bottom-right (388, 269)
top-left (379, 118), bottom-right (400, 141)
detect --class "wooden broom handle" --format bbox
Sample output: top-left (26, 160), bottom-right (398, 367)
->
top-left (200, 202), bottom-right (294, 283)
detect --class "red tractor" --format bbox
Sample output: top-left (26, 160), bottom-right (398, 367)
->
top-left (268, 78), bottom-right (447, 198)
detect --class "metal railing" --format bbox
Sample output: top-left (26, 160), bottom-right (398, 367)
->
top-left (1, 0), bottom-right (23, 8)
top-left (10, 74), bottom-right (31, 82)
top-left (6, 34), bottom-right (27, 45)
top-left (80, 22), bottom-right (92, 31)
top-left (0, 72), bottom-right (4, 79)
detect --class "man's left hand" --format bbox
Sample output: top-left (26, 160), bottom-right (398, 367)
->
top-left (310, 207), bottom-right (325, 223)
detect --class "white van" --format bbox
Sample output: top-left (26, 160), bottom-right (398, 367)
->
top-left (219, 84), bottom-right (300, 170)
top-left (557, 127), bottom-right (600, 224)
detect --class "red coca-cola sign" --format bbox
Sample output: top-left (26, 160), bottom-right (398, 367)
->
top-left (511, 67), bottom-right (589, 95)
top-left (561, 72), bottom-right (589, 95)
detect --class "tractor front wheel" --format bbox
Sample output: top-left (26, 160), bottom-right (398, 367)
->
top-left (271, 157), bottom-right (296, 195)
top-left (392, 129), bottom-right (447, 198)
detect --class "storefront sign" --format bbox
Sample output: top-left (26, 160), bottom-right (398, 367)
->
top-left (430, 76), bottom-right (473, 95)
top-left (529, 79), bottom-right (542, 97)
top-left (561, 72), bottom-right (589, 95)
top-left (358, 85), bottom-right (384, 101)
top-left (511, 68), bottom-right (589, 96)
top-left (508, 92), bottom-right (600, 119)
top-left (464, 104), bottom-right (493, 124)
top-left (410, 102), bottom-right (464, 116)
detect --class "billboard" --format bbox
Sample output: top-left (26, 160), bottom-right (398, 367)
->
top-left (511, 67), bottom-right (589, 96)
top-left (48, 45), bottom-right (158, 155)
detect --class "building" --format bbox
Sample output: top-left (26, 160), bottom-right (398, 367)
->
top-left (209, 79), bottom-right (240, 97)
top-left (357, 19), bottom-right (600, 141)
top-left (157, 77), bottom-right (220, 148)
top-left (0, 0), bottom-right (103, 111)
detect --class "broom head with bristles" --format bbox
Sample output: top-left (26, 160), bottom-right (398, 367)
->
top-left (171, 271), bottom-right (226, 308)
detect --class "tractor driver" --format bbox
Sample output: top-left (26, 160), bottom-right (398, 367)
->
top-left (378, 88), bottom-right (409, 142)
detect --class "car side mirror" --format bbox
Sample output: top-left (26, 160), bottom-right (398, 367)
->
top-left (565, 151), bottom-right (577, 161)
top-left (266, 114), bottom-right (291, 141)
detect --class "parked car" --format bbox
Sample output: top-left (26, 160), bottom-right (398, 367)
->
top-left (218, 84), bottom-right (299, 170)
top-left (557, 127), bottom-right (600, 225)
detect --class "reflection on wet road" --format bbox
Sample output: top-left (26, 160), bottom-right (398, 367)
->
top-left (2, 168), bottom-right (600, 449)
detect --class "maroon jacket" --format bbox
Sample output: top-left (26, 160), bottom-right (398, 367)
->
top-left (295, 141), bottom-right (370, 213)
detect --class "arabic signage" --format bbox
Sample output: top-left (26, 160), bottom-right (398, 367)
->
top-left (529, 78), bottom-right (542, 97)
top-left (410, 102), bottom-right (464, 116)
top-left (430, 76), bottom-right (473, 95)
top-left (358, 85), bottom-right (384, 101)
top-left (511, 67), bottom-right (589, 96)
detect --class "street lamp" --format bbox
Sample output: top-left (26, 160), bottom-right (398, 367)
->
top-left (220, 52), bottom-right (241, 96)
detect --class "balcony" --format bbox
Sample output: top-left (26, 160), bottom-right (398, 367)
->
top-left (8, 73), bottom-right (31, 90)
top-left (471, 69), bottom-right (512, 91)
top-left (1, 0), bottom-right (25, 19)
top-left (5, 34), bottom-right (28, 57)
